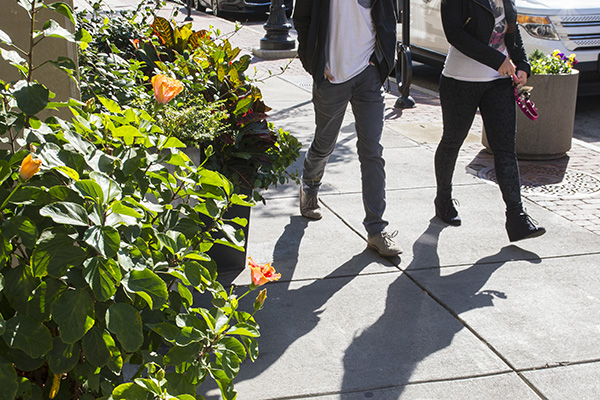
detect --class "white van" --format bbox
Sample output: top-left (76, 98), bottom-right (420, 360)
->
top-left (403, 0), bottom-right (600, 95)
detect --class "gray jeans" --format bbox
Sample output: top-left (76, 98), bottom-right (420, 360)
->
top-left (302, 65), bottom-right (388, 236)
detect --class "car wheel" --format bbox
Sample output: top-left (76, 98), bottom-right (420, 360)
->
top-left (195, 0), bottom-right (207, 12)
top-left (211, 0), bottom-right (219, 17)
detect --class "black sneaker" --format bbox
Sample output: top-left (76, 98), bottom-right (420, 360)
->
top-left (435, 197), bottom-right (461, 226)
top-left (506, 209), bottom-right (546, 242)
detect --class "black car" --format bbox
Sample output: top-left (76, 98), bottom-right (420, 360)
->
top-left (194, 0), bottom-right (293, 18)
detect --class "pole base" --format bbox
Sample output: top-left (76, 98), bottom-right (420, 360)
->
top-left (395, 96), bottom-right (416, 109)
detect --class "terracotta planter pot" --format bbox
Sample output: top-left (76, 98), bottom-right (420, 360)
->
top-left (482, 70), bottom-right (579, 160)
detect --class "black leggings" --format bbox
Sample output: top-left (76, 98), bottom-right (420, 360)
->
top-left (435, 75), bottom-right (522, 211)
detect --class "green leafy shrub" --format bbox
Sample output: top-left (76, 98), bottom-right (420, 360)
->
top-left (79, 10), bottom-right (301, 199)
top-left (0, 1), bottom-right (282, 399)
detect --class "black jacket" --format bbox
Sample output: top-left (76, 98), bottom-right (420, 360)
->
top-left (293, 0), bottom-right (398, 85)
top-left (441, 0), bottom-right (531, 76)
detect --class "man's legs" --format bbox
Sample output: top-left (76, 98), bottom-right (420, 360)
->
top-left (300, 79), bottom-right (351, 219)
top-left (302, 79), bottom-right (351, 193)
top-left (350, 66), bottom-right (388, 236)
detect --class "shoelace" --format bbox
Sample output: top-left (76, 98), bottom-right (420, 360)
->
top-left (522, 210), bottom-right (539, 227)
top-left (382, 230), bottom-right (398, 245)
top-left (305, 194), bottom-right (319, 209)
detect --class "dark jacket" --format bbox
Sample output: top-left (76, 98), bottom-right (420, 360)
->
top-left (441, 0), bottom-right (531, 76)
top-left (293, 0), bottom-right (398, 85)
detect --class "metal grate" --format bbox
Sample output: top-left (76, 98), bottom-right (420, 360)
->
top-left (477, 165), bottom-right (600, 198)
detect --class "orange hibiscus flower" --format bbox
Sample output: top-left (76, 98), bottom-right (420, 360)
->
top-left (248, 257), bottom-right (281, 287)
top-left (19, 153), bottom-right (42, 180)
top-left (151, 74), bottom-right (183, 104)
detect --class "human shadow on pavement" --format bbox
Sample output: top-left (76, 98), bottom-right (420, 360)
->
top-left (201, 214), bottom-right (382, 399)
top-left (339, 220), bottom-right (541, 398)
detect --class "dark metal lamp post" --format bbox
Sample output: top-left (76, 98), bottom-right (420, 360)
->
top-left (395, 0), bottom-right (415, 109)
top-left (259, 0), bottom-right (295, 51)
top-left (184, 0), bottom-right (193, 21)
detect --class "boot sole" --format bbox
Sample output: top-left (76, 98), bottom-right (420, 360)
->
top-left (508, 227), bottom-right (546, 242)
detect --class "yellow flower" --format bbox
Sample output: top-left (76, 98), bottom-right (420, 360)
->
top-left (248, 257), bottom-right (281, 287)
top-left (19, 153), bottom-right (41, 180)
top-left (49, 374), bottom-right (61, 399)
top-left (151, 74), bottom-right (183, 104)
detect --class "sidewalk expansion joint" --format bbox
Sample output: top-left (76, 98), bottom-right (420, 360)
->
top-left (400, 268), bottom-right (548, 399)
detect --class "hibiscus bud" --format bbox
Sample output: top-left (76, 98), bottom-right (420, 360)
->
top-left (19, 153), bottom-right (42, 180)
top-left (151, 74), bottom-right (183, 104)
top-left (254, 289), bottom-right (267, 311)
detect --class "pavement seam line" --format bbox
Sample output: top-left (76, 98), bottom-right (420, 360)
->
top-left (399, 269), bottom-right (549, 400)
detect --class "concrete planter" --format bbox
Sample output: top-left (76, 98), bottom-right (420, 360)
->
top-left (482, 70), bottom-right (579, 160)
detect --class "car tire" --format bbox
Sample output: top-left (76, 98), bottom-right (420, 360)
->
top-left (211, 0), bottom-right (219, 17)
top-left (195, 0), bottom-right (207, 12)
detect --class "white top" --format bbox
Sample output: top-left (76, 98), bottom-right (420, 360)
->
top-left (325, 0), bottom-right (377, 84)
top-left (442, 0), bottom-right (509, 82)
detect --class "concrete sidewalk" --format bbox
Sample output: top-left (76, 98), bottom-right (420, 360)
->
top-left (77, 2), bottom-right (600, 399)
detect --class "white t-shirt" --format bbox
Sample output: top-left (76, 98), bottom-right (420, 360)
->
top-left (325, 0), bottom-right (376, 84)
top-left (442, 0), bottom-right (508, 82)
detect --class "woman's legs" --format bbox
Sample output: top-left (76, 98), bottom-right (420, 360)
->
top-left (435, 76), bottom-right (481, 224)
top-left (479, 79), bottom-right (545, 241)
top-left (478, 78), bottom-right (523, 211)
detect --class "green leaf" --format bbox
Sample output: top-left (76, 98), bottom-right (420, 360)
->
top-left (161, 136), bottom-right (186, 149)
top-left (27, 278), bottom-right (66, 321)
top-left (242, 337), bottom-right (259, 361)
top-left (31, 233), bottom-right (87, 278)
top-left (13, 82), bottom-right (49, 115)
top-left (165, 372), bottom-right (196, 397)
top-left (112, 382), bottom-right (148, 400)
top-left (233, 96), bottom-right (253, 116)
top-left (217, 337), bottom-right (246, 362)
top-left (164, 342), bottom-right (201, 366)
top-left (226, 322), bottom-right (260, 338)
top-left (106, 303), bottom-right (143, 352)
top-left (177, 282), bottom-right (193, 307)
top-left (83, 226), bottom-right (120, 258)
top-left (112, 125), bottom-right (143, 145)
top-left (0, 28), bottom-right (12, 45)
top-left (0, 161), bottom-right (10, 185)
top-left (220, 350), bottom-right (240, 380)
top-left (123, 269), bottom-right (168, 310)
top-left (2, 315), bottom-right (52, 359)
top-left (53, 165), bottom-right (80, 181)
top-left (74, 179), bottom-right (104, 204)
top-left (83, 257), bottom-right (121, 302)
top-left (176, 395), bottom-right (196, 400)
top-left (111, 201), bottom-right (143, 218)
top-left (97, 96), bottom-right (122, 114)
top-left (3, 264), bottom-right (37, 314)
top-left (0, 48), bottom-right (25, 66)
top-left (0, 314), bottom-right (4, 336)
top-left (215, 379), bottom-right (237, 400)
top-left (90, 171), bottom-right (121, 203)
top-left (134, 378), bottom-right (161, 395)
top-left (39, 201), bottom-right (89, 226)
top-left (0, 357), bottom-right (18, 400)
top-left (42, 19), bottom-right (74, 41)
top-left (2, 215), bottom-right (38, 248)
top-left (47, 336), bottom-right (79, 374)
top-left (81, 326), bottom-right (111, 368)
top-left (75, 27), bottom-right (92, 49)
top-left (48, 2), bottom-right (75, 24)
top-left (52, 289), bottom-right (95, 343)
